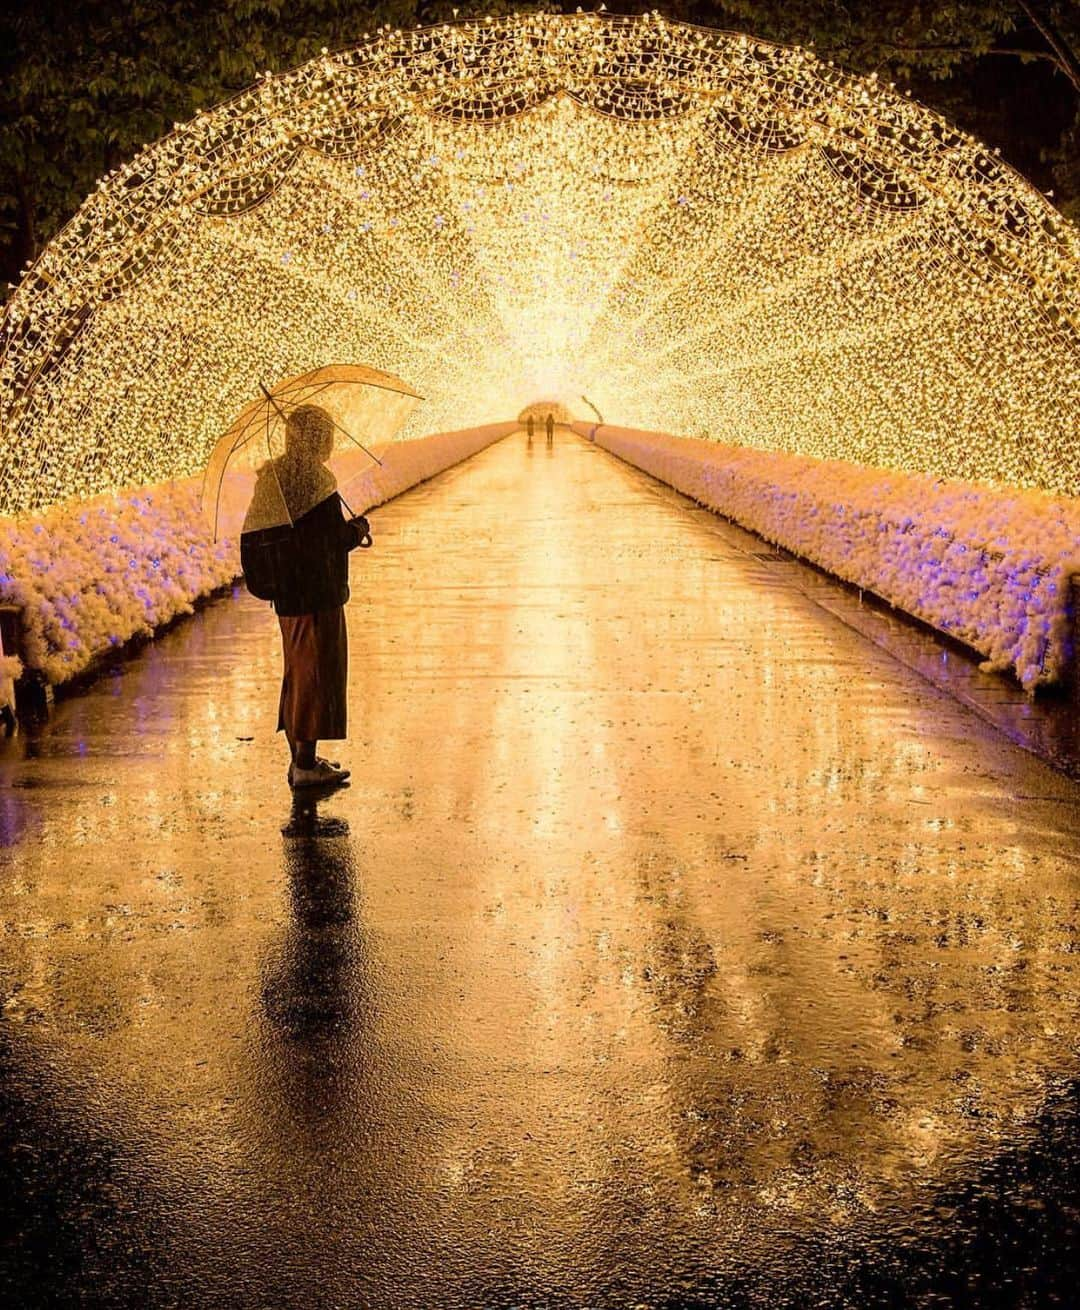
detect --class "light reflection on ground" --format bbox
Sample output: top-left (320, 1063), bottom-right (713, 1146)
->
top-left (1, 431), bottom-right (1079, 1307)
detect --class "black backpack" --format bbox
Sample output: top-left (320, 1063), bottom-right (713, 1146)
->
top-left (240, 497), bottom-right (370, 608)
top-left (240, 522), bottom-right (301, 602)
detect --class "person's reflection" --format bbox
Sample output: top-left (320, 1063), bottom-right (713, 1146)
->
top-left (259, 795), bottom-right (370, 1130)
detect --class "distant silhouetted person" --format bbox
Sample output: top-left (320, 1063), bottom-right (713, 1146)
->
top-left (527, 414), bottom-right (535, 444)
top-left (545, 412), bottom-right (554, 446)
top-left (242, 405), bottom-right (371, 790)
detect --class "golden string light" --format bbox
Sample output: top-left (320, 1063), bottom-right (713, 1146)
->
top-left (0, 11), bottom-right (1077, 514)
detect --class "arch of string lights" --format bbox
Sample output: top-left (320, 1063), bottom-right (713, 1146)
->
top-left (1, 10), bottom-right (1078, 515)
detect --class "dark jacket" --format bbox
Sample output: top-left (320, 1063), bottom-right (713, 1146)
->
top-left (241, 492), bottom-right (362, 616)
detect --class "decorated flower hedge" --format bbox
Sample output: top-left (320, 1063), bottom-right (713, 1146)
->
top-left (0, 423), bottom-right (514, 685)
top-left (588, 425), bottom-right (1080, 690)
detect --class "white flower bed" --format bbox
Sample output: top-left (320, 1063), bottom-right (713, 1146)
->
top-left (0, 422), bottom-right (514, 686)
top-left (0, 481), bottom-right (237, 686)
top-left (581, 424), bottom-right (1080, 690)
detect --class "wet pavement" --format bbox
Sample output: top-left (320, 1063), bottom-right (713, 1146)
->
top-left (2, 429), bottom-right (1080, 1309)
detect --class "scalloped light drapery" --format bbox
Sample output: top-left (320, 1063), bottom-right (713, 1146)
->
top-left (0, 11), bottom-right (1077, 514)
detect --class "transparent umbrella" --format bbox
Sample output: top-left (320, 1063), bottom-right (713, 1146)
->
top-left (202, 363), bottom-right (423, 541)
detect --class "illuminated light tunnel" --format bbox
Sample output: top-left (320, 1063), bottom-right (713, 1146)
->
top-left (0, 10), bottom-right (1077, 517)
top-left (3, 20), bottom-right (1080, 1300)
top-left (0, 10), bottom-right (1079, 697)
top-left (519, 401), bottom-right (575, 425)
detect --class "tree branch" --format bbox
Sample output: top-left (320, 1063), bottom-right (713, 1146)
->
top-left (846, 38), bottom-right (1064, 70)
top-left (987, 46), bottom-right (1072, 67)
top-left (1016, 0), bottom-right (1080, 93)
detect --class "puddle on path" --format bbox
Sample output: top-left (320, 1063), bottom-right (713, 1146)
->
top-left (2, 432), bottom-right (1079, 1307)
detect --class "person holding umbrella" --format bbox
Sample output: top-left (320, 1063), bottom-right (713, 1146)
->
top-left (244, 404), bottom-right (370, 789)
top-left (203, 363), bottom-right (421, 791)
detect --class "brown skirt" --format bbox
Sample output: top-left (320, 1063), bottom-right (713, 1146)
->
top-left (277, 606), bottom-right (348, 741)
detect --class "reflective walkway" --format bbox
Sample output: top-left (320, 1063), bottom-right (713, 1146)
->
top-left (2, 430), bottom-right (1079, 1308)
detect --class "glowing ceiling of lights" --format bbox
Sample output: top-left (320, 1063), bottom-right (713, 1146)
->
top-left (1, 11), bottom-right (1077, 514)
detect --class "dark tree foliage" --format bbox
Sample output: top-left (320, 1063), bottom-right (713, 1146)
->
top-left (680, 0), bottom-right (1080, 210)
top-left (0, 0), bottom-right (1077, 293)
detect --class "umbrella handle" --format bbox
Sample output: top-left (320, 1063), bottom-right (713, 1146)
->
top-left (340, 495), bottom-right (373, 547)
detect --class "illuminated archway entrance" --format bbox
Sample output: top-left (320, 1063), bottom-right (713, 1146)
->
top-left (0, 11), bottom-right (1077, 514)
top-left (518, 402), bottom-right (574, 426)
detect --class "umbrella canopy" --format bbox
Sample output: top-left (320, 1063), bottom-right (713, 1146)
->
top-left (202, 363), bottom-right (422, 540)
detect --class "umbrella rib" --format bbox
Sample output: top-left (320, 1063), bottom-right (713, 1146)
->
top-left (259, 381), bottom-right (297, 526)
top-left (265, 377), bottom-right (386, 467)
top-left (209, 462), bottom-right (229, 543)
top-left (206, 366), bottom-right (422, 538)
top-left (327, 412), bottom-right (385, 467)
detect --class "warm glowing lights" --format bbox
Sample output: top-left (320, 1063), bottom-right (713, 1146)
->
top-left (0, 12), bottom-right (1077, 514)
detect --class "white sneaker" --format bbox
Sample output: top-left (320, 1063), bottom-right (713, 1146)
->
top-left (286, 756), bottom-right (341, 784)
top-left (289, 759), bottom-right (350, 789)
